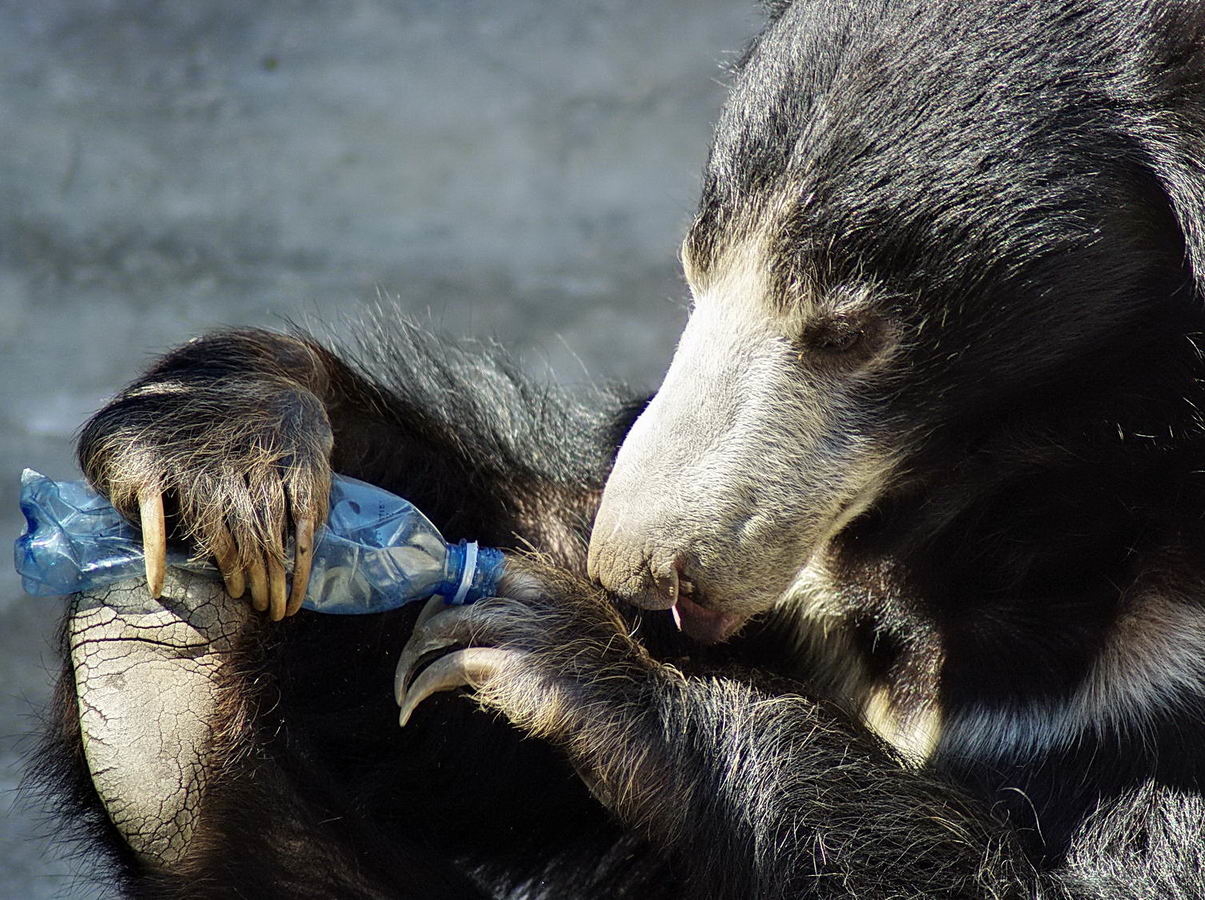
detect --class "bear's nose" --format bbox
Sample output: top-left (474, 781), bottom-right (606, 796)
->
top-left (587, 505), bottom-right (686, 611)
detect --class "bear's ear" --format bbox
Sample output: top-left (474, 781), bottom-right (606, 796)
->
top-left (1155, 157), bottom-right (1205, 300)
top-left (761, 0), bottom-right (794, 19)
top-left (1144, 6), bottom-right (1205, 299)
top-left (726, 2), bottom-right (796, 77)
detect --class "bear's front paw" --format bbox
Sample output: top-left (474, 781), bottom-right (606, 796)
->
top-left (394, 563), bottom-right (667, 748)
top-left (80, 377), bottom-right (334, 620)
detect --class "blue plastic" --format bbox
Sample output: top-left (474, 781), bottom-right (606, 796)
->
top-left (15, 469), bottom-right (505, 614)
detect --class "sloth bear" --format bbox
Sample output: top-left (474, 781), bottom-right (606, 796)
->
top-left (33, 0), bottom-right (1205, 897)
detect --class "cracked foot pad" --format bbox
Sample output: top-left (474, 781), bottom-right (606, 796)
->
top-left (69, 570), bottom-right (249, 868)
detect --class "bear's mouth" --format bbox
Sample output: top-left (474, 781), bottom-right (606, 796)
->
top-left (670, 577), bottom-right (745, 644)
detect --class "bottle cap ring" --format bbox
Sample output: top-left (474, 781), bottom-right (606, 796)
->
top-left (450, 541), bottom-right (478, 605)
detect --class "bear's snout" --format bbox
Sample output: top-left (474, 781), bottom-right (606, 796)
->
top-left (586, 505), bottom-right (685, 611)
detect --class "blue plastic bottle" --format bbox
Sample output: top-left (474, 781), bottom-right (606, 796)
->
top-left (15, 469), bottom-right (505, 614)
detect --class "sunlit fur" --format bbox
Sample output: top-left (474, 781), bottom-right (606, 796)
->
top-left (29, 1), bottom-right (1205, 897)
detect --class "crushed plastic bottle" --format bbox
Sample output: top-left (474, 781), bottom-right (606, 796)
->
top-left (15, 469), bottom-right (505, 614)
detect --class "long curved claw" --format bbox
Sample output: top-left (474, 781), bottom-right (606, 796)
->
top-left (212, 523), bottom-right (246, 599)
top-left (267, 556), bottom-right (287, 621)
top-left (397, 647), bottom-right (519, 727)
top-left (247, 556), bottom-right (270, 612)
top-left (138, 490), bottom-right (166, 599)
top-left (393, 603), bottom-right (477, 704)
top-left (414, 594), bottom-right (446, 633)
top-left (286, 517), bottom-right (315, 616)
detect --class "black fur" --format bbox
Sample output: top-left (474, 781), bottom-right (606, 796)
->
top-left (30, 1), bottom-right (1205, 897)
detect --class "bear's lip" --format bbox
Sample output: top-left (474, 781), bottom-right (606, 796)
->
top-left (671, 592), bottom-right (745, 644)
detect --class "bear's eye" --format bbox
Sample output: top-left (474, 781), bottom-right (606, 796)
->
top-left (799, 315), bottom-right (866, 356)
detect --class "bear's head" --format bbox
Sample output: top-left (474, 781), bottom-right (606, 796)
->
top-left (588, 1), bottom-right (1205, 642)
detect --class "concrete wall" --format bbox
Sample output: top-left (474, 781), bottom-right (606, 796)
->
top-left (0, 1), bottom-right (757, 894)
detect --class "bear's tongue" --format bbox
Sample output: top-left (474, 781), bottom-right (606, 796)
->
top-left (671, 593), bottom-right (743, 644)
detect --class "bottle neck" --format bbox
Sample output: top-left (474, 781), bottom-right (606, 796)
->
top-left (439, 540), bottom-right (506, 605)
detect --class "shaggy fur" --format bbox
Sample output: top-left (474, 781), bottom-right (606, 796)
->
top-left (30, 0), bottom-right (1205, 897)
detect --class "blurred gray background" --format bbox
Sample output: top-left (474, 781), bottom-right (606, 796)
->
top-left (0, 0), bottom-right (756, 895)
